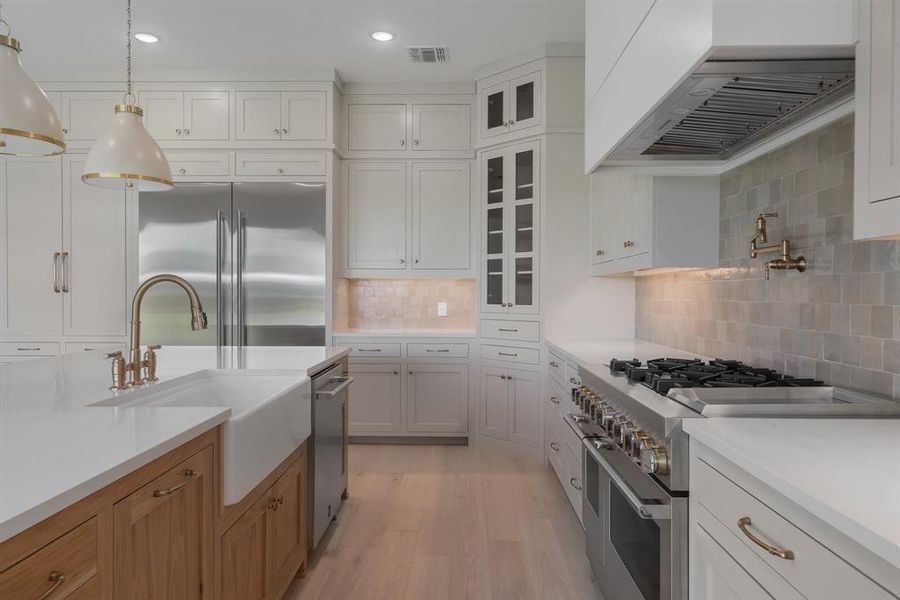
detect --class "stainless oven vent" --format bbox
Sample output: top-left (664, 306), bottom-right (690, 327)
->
top-left (611, 60), bottom-right (855, 159)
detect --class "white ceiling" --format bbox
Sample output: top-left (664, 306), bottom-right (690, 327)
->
top-left (3, 0), bottom-right (586, 83)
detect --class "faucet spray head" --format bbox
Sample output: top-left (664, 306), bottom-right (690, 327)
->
top-left (191, 306), bottom-right (208, 330)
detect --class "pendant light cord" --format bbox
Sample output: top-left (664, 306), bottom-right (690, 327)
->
top-left (124, 0), bottom-right (135, 105)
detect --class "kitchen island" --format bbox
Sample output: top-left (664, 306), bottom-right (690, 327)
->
top-left (0, 345), bottom-right (349, 600)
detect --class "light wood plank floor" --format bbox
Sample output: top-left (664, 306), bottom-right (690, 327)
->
top-left (285, 444), bottom-right (604, 600)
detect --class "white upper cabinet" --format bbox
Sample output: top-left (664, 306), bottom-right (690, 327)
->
top-left (411, 104), bottom-right (471, 151)
top-left (411, 162), bottom-right (470, 270)
top-left (854, 0), bottom-right (900, 240)
top-left (281, 91), bottom-right (328, 141)
top-left (479, 70), bottom-right (542, 140)
top-left (184, 91), bottom-right (230, 140)
top-left (481, 140), bottom-right (540, 314)
top-left (140, 91), bottom-right (184, 141)
top-left (347, 162), bottom-right (408, 269)
top-left (0, 158), bottom-right (63, 336)
top-left (348, 104), bottom-right (408, 151)
top-left (62, 157), bottom-right (127, 337)
top-left (589, 170), bottom-right (719, 276)
top-left (235, 91), bottom-right (283, 141)
top-left (140, 90), bottom-right (229, 141)
top-left (59, 91), bottom-right (122, 141)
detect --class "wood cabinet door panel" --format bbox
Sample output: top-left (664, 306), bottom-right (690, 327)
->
top-left (221, 498), bottom-right (270, 600)
top-left (267, 456), bottom-right (307, 600)
top-left (113, 446), bottom-right (214, 600)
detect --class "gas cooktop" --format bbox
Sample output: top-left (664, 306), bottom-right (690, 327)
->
top-left (609, 357), bottom-right (828, 395)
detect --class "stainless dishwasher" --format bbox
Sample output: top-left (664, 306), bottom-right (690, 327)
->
top-left (309, 363), bottom-right (353, 549)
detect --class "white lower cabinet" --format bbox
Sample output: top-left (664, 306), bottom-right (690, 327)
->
top-left (691, 444), bottom-right (898, 600)
top-left (347, 362), bottom-right (403, 434)
top-left (406, 363), bottom-right (468, 433)
top-left (479, 365), bottom-right (539, 447)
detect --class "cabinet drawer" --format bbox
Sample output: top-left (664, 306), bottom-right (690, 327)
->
top-left (65, 342), bottom-right (123, 354)
top-left (0, 342), bottom-right (60, 356)
top-left (564, 362), bottom-right (581, 388)
top-left (480, 344), bottom-right (540, 365)
top-left (347, 342), bottom-right (402, 358)
top-left (0, 518), bottom-right (98, 599)
top-left (547, 352), bottom-right (565, 383)
top-left (234, 152), bottom-right (326, 176)
top-left (480, 318), bottom-right (540, 342)
top-left (167, 152), bottom-right (230, 177)
top-left (407, 343), bottom-right (469, 358)
top-left (694, 457), bottom-right (894, 600)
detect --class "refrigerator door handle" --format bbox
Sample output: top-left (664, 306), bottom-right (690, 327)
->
top-left (236, 209), bottom-right (246, 347)
top-left (216, 210), bottom-right (225, 346)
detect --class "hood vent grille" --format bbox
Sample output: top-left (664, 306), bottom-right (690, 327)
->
top-left (407, 46), bottom-right (449, 63)
top-left (612, 60), bottom-right (855, 159)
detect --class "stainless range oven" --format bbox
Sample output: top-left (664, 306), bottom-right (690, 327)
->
top-left (583, 437), bottom-right (688, 600)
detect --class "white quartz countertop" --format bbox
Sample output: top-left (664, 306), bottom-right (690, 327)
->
top-left (683, 418), bottom-right (900, 569)
top-left (0, 345), bottom-right (349, 542)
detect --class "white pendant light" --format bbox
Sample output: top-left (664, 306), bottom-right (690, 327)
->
top-left (0, 2), bottom-right (66, 156)
top-left (83, 0), bottom-right (172, 191)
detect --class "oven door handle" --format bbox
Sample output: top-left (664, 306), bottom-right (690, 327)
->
top-left (583, 438), bottom-right (671, 521)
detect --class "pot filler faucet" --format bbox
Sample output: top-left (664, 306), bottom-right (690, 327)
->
top-left (106, 274), bottom-right (208, 390)
top-left (749, 212), bottom-right (807, 280)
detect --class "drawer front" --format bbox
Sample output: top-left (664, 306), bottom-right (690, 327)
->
top-left (168, 152), bottom-right (230, 177)
top-left (564, 444), bottom-right (584, 522)
top-left (545, 412), bottom-right (566, 480)
top-left (0, 342), bottom-right (60, 356)
top-left (407, 343), bottom-right (469, 359)
top-left (564, 361), bottom-right (581, 389)
top-left (694, 457), bottom-right (894, 600)
top-left (481, 344), bottom-right (540, 365)
top-left (0, 518), bottom-right (98, 599)
top-left (347, 342), bottom-right (402, 358)
top-left (547, 380), bottom-right (567, 421)
top-left (65, 342), bottom-right (123, 354)
top-left (235, 152), bottom-right (326, 176)
top-left (480, 319), bottom-right (540, 342)
top-left (547, 352), bottom-right (565, 383)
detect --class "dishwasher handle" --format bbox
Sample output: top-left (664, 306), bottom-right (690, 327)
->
top-left (316, 376), bottom-right (354, 398)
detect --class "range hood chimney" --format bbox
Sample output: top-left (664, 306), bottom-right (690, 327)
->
top-left (610, 59), bottom-right (854, 160)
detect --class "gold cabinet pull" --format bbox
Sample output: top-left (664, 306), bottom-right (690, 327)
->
top-left (51, 252), bottom-right (61, 293)
top-left (60, 252), bottom-right (69, 293)
top-left (737, 516), bottom-right (794, 560)
top-left (36, 570), bottom-right (65, 600)
top-left (152, 469), bottom-right (196, 497)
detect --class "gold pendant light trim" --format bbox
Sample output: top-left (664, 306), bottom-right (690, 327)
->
top-left (82, 172), bottom-right (174, 187)
top-left (0, 127), bottom-right (66, 156)
top-left (114, 103), bottom-right (143, 116)
top-left (0, 34), bottom-right (20, 51)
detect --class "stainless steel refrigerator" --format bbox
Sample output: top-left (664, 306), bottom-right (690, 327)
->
top-left (138, 182), bottom-right (326, 347)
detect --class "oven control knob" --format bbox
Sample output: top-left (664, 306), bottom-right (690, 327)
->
top-left (611, 416), bottom-right (627, 439)
top-left (599, 407), bottom-right (615, 430)
top-left (630, 431), bottom-right (649, 461)
top-left (618, 422), bottom-right (635, 448)
top-left (641, 446), bottom-right (669, 476)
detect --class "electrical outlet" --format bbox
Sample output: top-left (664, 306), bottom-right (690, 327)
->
top-left (437, 302), bottom-right (448, 317)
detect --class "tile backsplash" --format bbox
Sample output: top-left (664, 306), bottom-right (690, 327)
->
top-left (636, 116), bottom-right (900, 399)
top-left (334, 278), bottom-right (476, 331)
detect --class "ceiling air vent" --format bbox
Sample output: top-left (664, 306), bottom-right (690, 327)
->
top-left (407, 46), bottom-right (448, 63)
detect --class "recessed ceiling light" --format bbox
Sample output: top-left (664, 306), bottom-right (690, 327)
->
top-left (134, 33), bottom-right (159, 44)
top-left (371, 31), bottom-right (394, 42)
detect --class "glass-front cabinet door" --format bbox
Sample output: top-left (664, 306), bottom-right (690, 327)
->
top-left (509, 72), bottom-right (541, 133)
top-left (481, 140), bottom-right (539, 314)
top-left (482, 82), bottom-right (509, 139)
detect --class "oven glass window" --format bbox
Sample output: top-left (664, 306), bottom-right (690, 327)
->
top-left (609, 485), bottom-right (660, 600)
